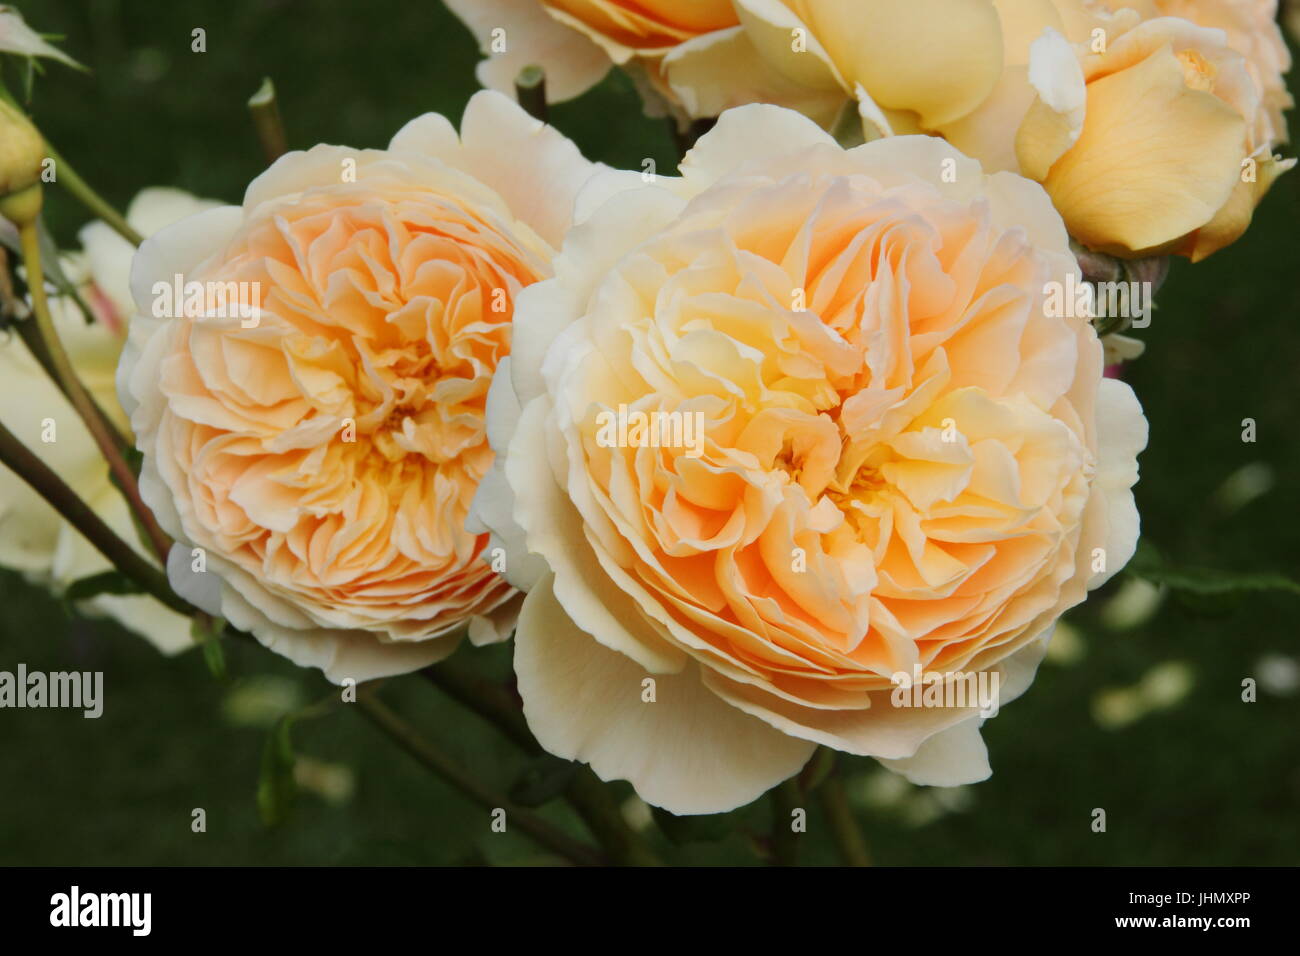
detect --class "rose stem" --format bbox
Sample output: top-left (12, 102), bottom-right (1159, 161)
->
top-left (819, 760), bottom-right (870, 866)
top-left (247, 77), bottom-right (288, 164)
top-left (769, 778), bottom-right (802, 866)
top-left (514, 65), bottom-right (548, 123)
top-left (422, 659), bottom-right (664, 866)
top-left (0, 419), bottom-right (193, 615)
top-left (18, 219), bottom-right (173, 563)
top-left (354, 692), bottom-right (605, 866)
top-left (41, 143), bottom-right (143, 247)
top-left (10, 310), bottom-right (131, 453)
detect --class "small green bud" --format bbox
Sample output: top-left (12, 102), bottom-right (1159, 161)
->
top-left (0, 100), bottom-right (46, 213)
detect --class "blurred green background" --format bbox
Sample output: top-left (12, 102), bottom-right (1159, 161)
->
top-left (1, 0), bottom-right (1297, 865)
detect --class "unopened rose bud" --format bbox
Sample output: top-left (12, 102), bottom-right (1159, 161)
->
top-left (0, 100), bottom-right (45, 225)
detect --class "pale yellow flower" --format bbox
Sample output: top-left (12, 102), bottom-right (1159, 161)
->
top-left (1016, 15), bottom-right (1294, 258)
top-left (0, 189), bottom-right (217, 654)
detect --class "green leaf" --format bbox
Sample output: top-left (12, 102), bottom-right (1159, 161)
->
top-left (64, 570), bottom-right (143, 602)
top-left (191, 616), bottom-right (227, 681)
top-left (1127, 540), bottom-right (1300, 614)
top-left (36, 218), bottom-right (99, 325)
top-left (508, 754), bottom-right (577, 808)
top-left (257, 714), bottom-right (298, 827)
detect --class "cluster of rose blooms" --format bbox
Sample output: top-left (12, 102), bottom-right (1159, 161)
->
top-left (0, 1), bottom-right (1291, 815)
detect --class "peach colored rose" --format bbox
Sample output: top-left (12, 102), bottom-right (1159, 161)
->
top-left (444, 0), bottom-right (744, 118)
top-left (1016, 16), bottom-right (1294, 259)
top-left (472, 106), bottom-right (1147, 813)
top-left (0, 189), bottom-right (218, 655)
top-left (118, 92), bottom-right (598, 682)
top-left (544, 0), bottom-right (738, 52)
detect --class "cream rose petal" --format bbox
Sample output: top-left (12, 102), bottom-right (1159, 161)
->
top-left (392, 91), bottom-right (607, 248)
top-left (662, 24), bottom-right (846, 125)
top-left (515, 573), bottom-right (816, 815)
top-left (877, 717), bottom-right (991, 785)
top-left (1087, 378), bottom-right (1147, 588)
top-left (443, 0), bottom-right (611, 102)
top-left (0, 5), bottom-right (81, 67)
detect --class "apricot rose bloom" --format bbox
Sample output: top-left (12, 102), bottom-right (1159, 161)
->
top-left (118, 92), bottom-right (597, 682)
top-left (444, 0), bottom-right (746, 116)
top-left (471, 106), bottom-right (1148, 814)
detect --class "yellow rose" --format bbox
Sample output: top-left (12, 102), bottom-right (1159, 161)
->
top-left (668, 0), bottom-right (1104, 136)
top-left (471, 106), bottom-right (1147, 813)
top-left (660, 0), bottom-right (1013, 136)
top-left (937, 0), bottom-right (1116, 172)
top-left (1016, 16), bottom-right (1294, 258)
top-left (730, 0), bottom-right (1004, 129)
top-left (117, 92), bottom-right (598, 682)
top-left (1094, 0), bottom-right (1293, 145)
top-left (0, 189), bottom-right (218, 654)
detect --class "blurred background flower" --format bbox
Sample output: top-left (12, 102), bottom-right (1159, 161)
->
top-left (0, 187), bottom-right (218, 654)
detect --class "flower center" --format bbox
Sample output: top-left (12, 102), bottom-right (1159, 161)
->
top-left (1177, 49), bottom-right (1217, 93)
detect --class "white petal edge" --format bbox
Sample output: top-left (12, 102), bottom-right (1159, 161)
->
top-left (514, 573), bottom-right (816, 815)
top-left (392, 92), bottom-right (600, 250)
top-left (679, 103), bottom-right (838, 190)
top-left (1027, 27), bottom-right (1086, 146)
top-left (1088, 377), bottom-right (1146, 588)
top-left (878, 717), bottom-right (991, 785)
top-left (442, 0), bottom-right (611, 102)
